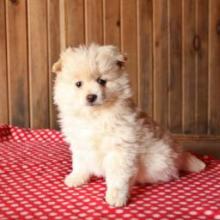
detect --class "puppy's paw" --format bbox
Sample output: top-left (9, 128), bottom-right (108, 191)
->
top-left (64, 173), bottom-right (88, 187)
top-left (105, 188), bottom-right (128, 207)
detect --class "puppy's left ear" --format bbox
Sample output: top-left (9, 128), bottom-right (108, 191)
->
top-left (52, 59), bottom-right (62, 74)
top-left (116, 54), bottom-right (127, 68)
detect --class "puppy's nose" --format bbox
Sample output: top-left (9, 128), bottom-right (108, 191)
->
top-left (87, 94), bottom-right (97, 103)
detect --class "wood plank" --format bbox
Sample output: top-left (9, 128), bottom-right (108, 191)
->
top-left (196, 0), bottom-right (208, 134)
top-left (28, 0), bottom-right (49, 128)
top-left (65, 0), bottom-right (84, 47)
top-left (0, 0), bottom-right (8, 124)
top-left (174, 134), bottom-right (220, 142)
top-left (103, 0), bottom-right (120, 48)
top-left (174, 134), bottom-right (220, 159)
top-left (153, 0), bottom-right (169, 128)
top-left (137, 0), bottom-right (153, 116)
top-left (121, 0), bottom-right (138, 104)
top-left (169, 0), bottom-right (182, 133)
top-left (182, 0), bottom-right (196, 134)
top-left (85, 0), bottom-right (103, 44)
top-left (59, 0), bottom-right (66, 50)
top-left (48, 0), bottom-right (60, 130)
top-left (209, 0), bottom-right (220, 134)
top-left (6, 0), bottom-right (29, 127)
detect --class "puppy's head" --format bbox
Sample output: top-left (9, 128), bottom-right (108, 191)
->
top-left (53, 44), bottom-right (132, 113)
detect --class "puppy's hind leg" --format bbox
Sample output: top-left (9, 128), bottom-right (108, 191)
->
top-left (140, 142), bottom-right (179, 184)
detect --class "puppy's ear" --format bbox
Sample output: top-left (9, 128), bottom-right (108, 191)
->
top-left (116, 54), bottom-right (127, 68)
top-left (52, 59), bottom-right (62, 74)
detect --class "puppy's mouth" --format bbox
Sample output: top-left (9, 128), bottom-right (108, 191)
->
top-left (87, 102), bottom-right (96, 106)
top-left (86, 102), bottom-right (102, 107)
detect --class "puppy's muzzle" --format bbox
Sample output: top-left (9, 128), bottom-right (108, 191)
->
top-left (87, 94), bottom-right (97, 104)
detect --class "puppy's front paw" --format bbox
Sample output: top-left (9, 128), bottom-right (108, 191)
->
top-left (64, 173), bottom-right (88, 187)
top-left (105, 188), bottom-right (128, 207)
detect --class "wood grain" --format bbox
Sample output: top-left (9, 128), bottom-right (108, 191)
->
top-left (196, 0), bottom-right (208, 134)
top-left (0, 0), bottom-right (8, 124)
top-left (0, 0), bottom-right (219, 138)
top-left (28, 0), bottom-right (49, 128)
top-left (153, 0), bottom-right (169, 128)
top-left (209, 0), bottom-right (220, 134)
top-left (48, 0), bottom-right (60, 129)
top-left (6, 0), bottom-right (29, 127)
top-left (174, 134), bottom-right (220, 159)
top-left (103, 0), bottom-right (120, 48)
top-left (169, 0), bottom-right (182, 133)
top-left (137, 0), bottom-right (153, 116)
top-left (182, 0), bottom-right (196, 134)
top-left (121, 0), bottom-right (138, 104)
top-left (85, 0), bottom-right (103, 44)
top-left (65, 0), bottom-right (85, 47)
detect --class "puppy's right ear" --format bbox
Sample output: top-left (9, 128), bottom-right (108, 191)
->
top-left (116, 53), bottom-right (127, 69)
top-left (52, 59), bottom-right (62, 74)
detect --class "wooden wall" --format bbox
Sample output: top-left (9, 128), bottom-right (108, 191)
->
top-left (0, 0), bottom-right (220, 136)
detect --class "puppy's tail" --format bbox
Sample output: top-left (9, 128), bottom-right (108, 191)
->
top-left (180, 152), bottom-right (206, 173)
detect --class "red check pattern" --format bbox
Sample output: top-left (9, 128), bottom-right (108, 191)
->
top-left (0, 125), bottom-right (220, 220)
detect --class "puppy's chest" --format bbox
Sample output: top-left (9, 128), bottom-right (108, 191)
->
top-left (71, 119), bottom-right (115, 151)
top-left (73, 121), bottom-right (114, 175)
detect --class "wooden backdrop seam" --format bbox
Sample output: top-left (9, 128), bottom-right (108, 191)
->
top-left (0, 0), bottom-right (9, 124)
top-left (195, 0), bottom-right (198, 133)
top-left (167, 0), bottom-right (171, 130)
top-left (181, 0), bottom-right (184, 133)
top-left (46, 0), bottom-right (50, 129)
top-left (26, 0), bottom-right (31, 128)
top-left (5, 0), bottom-right (11, 125)
top-left (27, 0), bottom-right (32, 128)
top-left (137, 0), bottom-right (140, 107)
top-left (208, 0), bottom-right (211, 135)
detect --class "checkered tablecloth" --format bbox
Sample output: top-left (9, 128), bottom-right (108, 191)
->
top-left (0, 125), bottom-right (220, 220)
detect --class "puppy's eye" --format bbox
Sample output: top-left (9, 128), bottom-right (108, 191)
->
top-left (75, 81), bottom-right (82, 88)
top-left (97, 77), bottom-right (106, 86)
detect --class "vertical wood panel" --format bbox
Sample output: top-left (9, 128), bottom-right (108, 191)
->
top-left (1, 0), bottom-right (218, 135)
top-left (182, 0), bottom-right (196, 133)
top-left (6, 0), bottom-right (29, 127)
top-left (209, 0), bottom-right (220, 134)
top-left (121, 0), bottom-right (138, 103)
top-left (0, 0), bottom-right (8, 124)
top-left (48, 0), bottom-right (60, 129)
top-left (137, 0), bottom-right (153, 116)
top-left (196, 0), bottom-right (208, 134)
top-left (153, 0), bottom-right (169, 128)
top-left (85, 0), bottom-right (103, 44)
top-left (59, 0), bottom-right (66, 50)
top-left (65, 0), bottom-right (84, 47)
top-left (28, 0), bottom-right (49, 128)
top-left (103, 0), bottom-right (120, 48)
top-left (169, 0), bottom-right (182, 133)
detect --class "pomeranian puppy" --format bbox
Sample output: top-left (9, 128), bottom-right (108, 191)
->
top-left (53, 44), bottom-right (205, 207)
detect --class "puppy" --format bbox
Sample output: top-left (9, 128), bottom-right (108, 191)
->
top-left (53, 44), bottom-right (205, 207)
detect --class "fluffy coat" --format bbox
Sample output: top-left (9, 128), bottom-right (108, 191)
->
top-left (53, 44), bottom-right (206, 207)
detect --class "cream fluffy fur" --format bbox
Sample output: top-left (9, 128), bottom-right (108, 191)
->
top-left (53, 44), bottom-right (206, 207)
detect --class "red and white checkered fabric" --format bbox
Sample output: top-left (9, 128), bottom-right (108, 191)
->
top-left (0, 125), bottom-right (220, 220)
